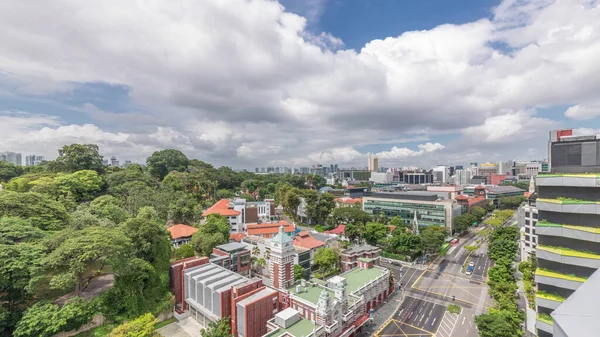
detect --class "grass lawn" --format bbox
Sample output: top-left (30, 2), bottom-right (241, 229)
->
top-left (74, 324), bottom-right (117, 337)
top-left (155, 317), bottom-right (178, 330)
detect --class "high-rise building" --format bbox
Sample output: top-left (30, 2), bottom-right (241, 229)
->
top-left (432, 165), bottom-right (449, 183)
top-left (532, 130), bottom-right (600, 337)
top-left (368, 156), bottom-right (378, 172)
top-left (0, 151), bottom-right (22, 166)
top-left (25, 155), bottom-right (44, 166)
top-left (454, 169), bottom-right (470, 185)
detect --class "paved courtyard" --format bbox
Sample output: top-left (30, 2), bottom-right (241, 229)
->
top-left (157, 317), bottom-right (202, 337)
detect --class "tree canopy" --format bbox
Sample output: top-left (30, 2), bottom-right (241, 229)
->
top-left (146, 149), bottom-right (189, 181)
top-left (191, 214), bottom-right (230, 256)
top-left (50, 144), bottom-right (104, 173)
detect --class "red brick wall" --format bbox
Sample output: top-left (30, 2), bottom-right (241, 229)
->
top-left (273, 264), bottom-right (280, 289)
top-left (169, 257), bottom-right (209, 312)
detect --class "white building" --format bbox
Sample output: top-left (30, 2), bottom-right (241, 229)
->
top-left (432, 165), bottom-right (449, 183)
top-left (368, 156), bottom-right (379, 172)
top-left (454, 169), bottom-right (470, 185)
top-left (518, 177), bottom-right (537, 261)
top-left (0, 151), bottom-right (22, 166)
top-left (25, 155), bottom-right (44, 166)
top-left (369, 172), bottom-right (394, 184)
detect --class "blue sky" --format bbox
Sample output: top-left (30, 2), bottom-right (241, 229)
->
top-left (1, 0), bottom-right (599, 168)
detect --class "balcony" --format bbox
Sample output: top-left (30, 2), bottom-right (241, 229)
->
top-left (535, 268), bottom-right (586, 291)
top-left (536, 313), bottom-right (554, 334)
top-left (536, 221), bottom-right (600, 243)
top-left (536, 174), bottom-right (600, 187)
top-left (537, 245), bottom-right (600, 269)
top-left (535, 291), bottom-right (565, 311)
top-left (536, 198), bottom-right (600, 215)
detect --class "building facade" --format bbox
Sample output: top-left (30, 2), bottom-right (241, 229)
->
top-left (368, 156), bottom-right (379, 172)
top-left (210, 242), bottom-right (252, 276)
top-left (532, 130), bottom-right (600, 337)
top-left (363, 192), bottom-right (460, 231)
top-left (340, 244), bottom-right (381, 272)
top-left (25, 155), bottom-right (44, 166)
top-left (0, 151), bottom-right (22, 166)
top-left (518, 201), bottom-right (538, 262)
top-left (269, 226), bottom-right (296, 290)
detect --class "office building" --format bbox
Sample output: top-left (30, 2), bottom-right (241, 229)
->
top-left (478, 163), bottom-right (497, 184)
top-left (432, 165), bottom-right (449, 183)
top-left (363, 192), bottom-right (461, 231)
top-left (426, 185), bottom-right (463, 200)
top-left (0, 151), bottom-right (22, 166)
top-left (367, 156), bottom-right (378, 172)
top-left (25, 155), bottom-right (44, 166)
top-left (532, 129), bottom-right (600, 337)
top-left (454, 169), bottom-right (470, 185)
top-left (398, 171), bottom-right (434, 184)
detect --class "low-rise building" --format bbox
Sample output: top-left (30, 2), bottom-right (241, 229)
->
top-left (340, 244), bottom-right (381, 272)
top-left (363, 192), bottom-right (461, 231)
top-left (293, 231), bottom-right (326, 260)
top-left (426, 185), bottom-right (463, 200)
top-left (203, 199), bottom-right (243, 233)
top-left (455, 195), bottom-right (487, 213)
top-left (210, 242), bottom-right (252, 276)
top-left (247, 221), bottom-right (296, 239)
top-left (241, 235), bottom-right (312, 277)
top-left (167, 224), bottom-right (199, 247)
top-left (334, 197), bottom-right (363, 208)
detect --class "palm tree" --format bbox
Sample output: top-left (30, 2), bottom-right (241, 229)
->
top-left (265, 248), bottom-right (271, 261)
top-left (257, 258), bottom-right (267, 272)
top-left (252, 245), bottom-right (260, 256)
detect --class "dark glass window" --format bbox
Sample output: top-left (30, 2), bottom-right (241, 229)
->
top-left (525, 227), bottom-right (530, 233)
top-left (525, 235), bottom-right (531, 241)
top-left (533, 213), bottom-right (538, 219)
top-left (566, 143), bottom-right (582, 166)
top-left (525, 220), bottom-right (530, 226)
top-left (526, 212), bottom-right (530, 217)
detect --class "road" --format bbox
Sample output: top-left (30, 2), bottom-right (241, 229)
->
top-left (376, 224), bottom-right (498, 337)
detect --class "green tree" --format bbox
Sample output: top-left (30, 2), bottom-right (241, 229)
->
top-left (122, 207), bottom-right (172, 272)
top-left (200, 316), bottom-right (231, 337)
top-left (419, 226), bottom-right (448, 253)
top-left (67, 208), bottom-right (116, 229)
top-left (483, 200), bottom-right (496, 212)
top-left (146, 149), bottom-right (189, 181)
top-left (389, 216), bottom-right (408, 229)
top-left (470, 206), bottom-right (486, 221)
top-left (90, 195), bottom-right (130, 224)
top-left (315, 193), bottom-right (335, 224)
top-left (109, 313), bottom-right (159, 337)
top-left (44, 226), bottom-right (131, 295)
top-left (363, 222), bottom-right (388, 245)
top-left (55, 170), bottom-right (103, 201)
top-left (175, 244), bottom-right (196, 260)
top-left (454, 213), bottom-right (477, 233)
top-left (0, 161), bottom-right (23, 182)
top-left (50, 144), bottom-right (104, 173)
top-left (313, 248), bottom-right (340, 276)
top-left (0, 217), bottom-right (46, 244)
top-left (12, 301), bottom-right (60, 337)
top-left (330, 207), bottom-right (371, 227)
top-left (191, 214), bottom-right (230, 256)
top-left (344, 223), bottom-right (362, 243)
top-left (386, 231), bottom-right (421, 255)
top-left (282, 188), bottom-right (301, 220)
top-left (0, 242), bottom-right (46, 334)
top-left (475, 311), bottom-right (522, 337)
top-left (294, 264), bottom-right (306, 281)
top-left (498, 196), bottom-right (525, 210)
top-left (464, 245), bottom-right (478, 254)
top-left (0, 191), bottom-right (69, 230)
top-left (489, 239), bottom-right (518, 264)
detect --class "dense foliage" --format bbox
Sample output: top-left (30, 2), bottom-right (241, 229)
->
top-left (475, 224), bottom-right (523, 337)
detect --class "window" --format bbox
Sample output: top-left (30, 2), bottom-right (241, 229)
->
top-left (525, 242), bottom-right (530, 247)
top-left (533, 237), bottom-right (537, 243)
top-left (525, 227), bottom-right (530, 234)
top-left (533, 213), bottom-right (538, 219)
top-left (525, 235), bottom-right (531, 241)
top-left (526, 212), bottom-right (530, 218)
top-left (525, 220), bottom-right (530, 226)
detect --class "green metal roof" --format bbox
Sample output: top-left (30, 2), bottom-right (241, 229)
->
top-left (357, 257), bottom-right (375, 263)
top-left (343, 266), bottom-right (387, 294)
top-left (288, 284), bottom-right (334, 305)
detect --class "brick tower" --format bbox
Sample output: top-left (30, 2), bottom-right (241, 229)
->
top-left (269, 225), bottom-right (295, 290)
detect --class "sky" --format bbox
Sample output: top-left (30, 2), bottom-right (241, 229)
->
top-left (1, 0), bottom-right (600, 169)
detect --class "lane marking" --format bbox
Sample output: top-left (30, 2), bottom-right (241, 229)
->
top-left (462, 317), bottom-right (466, 325)
top-left (431, 317), bottom-right (437, 326)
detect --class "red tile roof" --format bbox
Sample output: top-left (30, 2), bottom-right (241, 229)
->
top-left (325, 224), bottom-right (346, 235)
top-left (202, 199), bottom-right (241, 217)
top-left (168, 224), bottom-right (199, 239)
top-left (468, 196), bottom-right (486, 205)
top-left (456, 195), bottom-right (468, 200)
top-left (229, 233), bottom-right (247, 242)
top-left (247, 221), bottom-right (295, 236)
top-left (293, 231), bottom-right (325, 249)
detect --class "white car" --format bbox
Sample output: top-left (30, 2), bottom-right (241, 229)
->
top-left (469, 261), bottom-right (475, 267)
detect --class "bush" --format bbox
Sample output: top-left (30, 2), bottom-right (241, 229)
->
top-left (447, 304), bottom-right (462, 314)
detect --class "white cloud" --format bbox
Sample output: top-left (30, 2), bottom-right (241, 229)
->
top-left (564, 101), bottom-right (600, 120)
top-left (0, 0), bottom-right (599, 167)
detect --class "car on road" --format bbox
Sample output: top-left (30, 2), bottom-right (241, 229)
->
top-left (466, 264), bottom-right (474, 275)
top-left (469, 261), bottom-right (475, 267)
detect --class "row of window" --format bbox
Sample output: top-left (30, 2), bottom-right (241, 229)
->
top-left (525, 212), bottom-right (539, 219)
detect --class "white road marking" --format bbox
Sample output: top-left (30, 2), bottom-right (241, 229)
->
top-left (429, 309), bottom-right (433, 316)
top-left (462, 317), bottom-right (466, 325)
top-left (419, 307), bottom-right (423, 313)
top-left (432, 317), bottom-right (437, 325)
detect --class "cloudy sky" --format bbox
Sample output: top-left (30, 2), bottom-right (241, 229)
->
top-left (1, 0), bottom-right (599, 169)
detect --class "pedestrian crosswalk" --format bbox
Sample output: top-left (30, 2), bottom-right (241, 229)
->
top-left (435, 311), bottom-right (458, 337)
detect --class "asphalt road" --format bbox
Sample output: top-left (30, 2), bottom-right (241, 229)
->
top-left (378, 296), bottom-right (446, 337)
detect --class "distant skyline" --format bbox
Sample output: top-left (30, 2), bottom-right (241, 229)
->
top-left (1, 0), bottom-right (599, 168)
